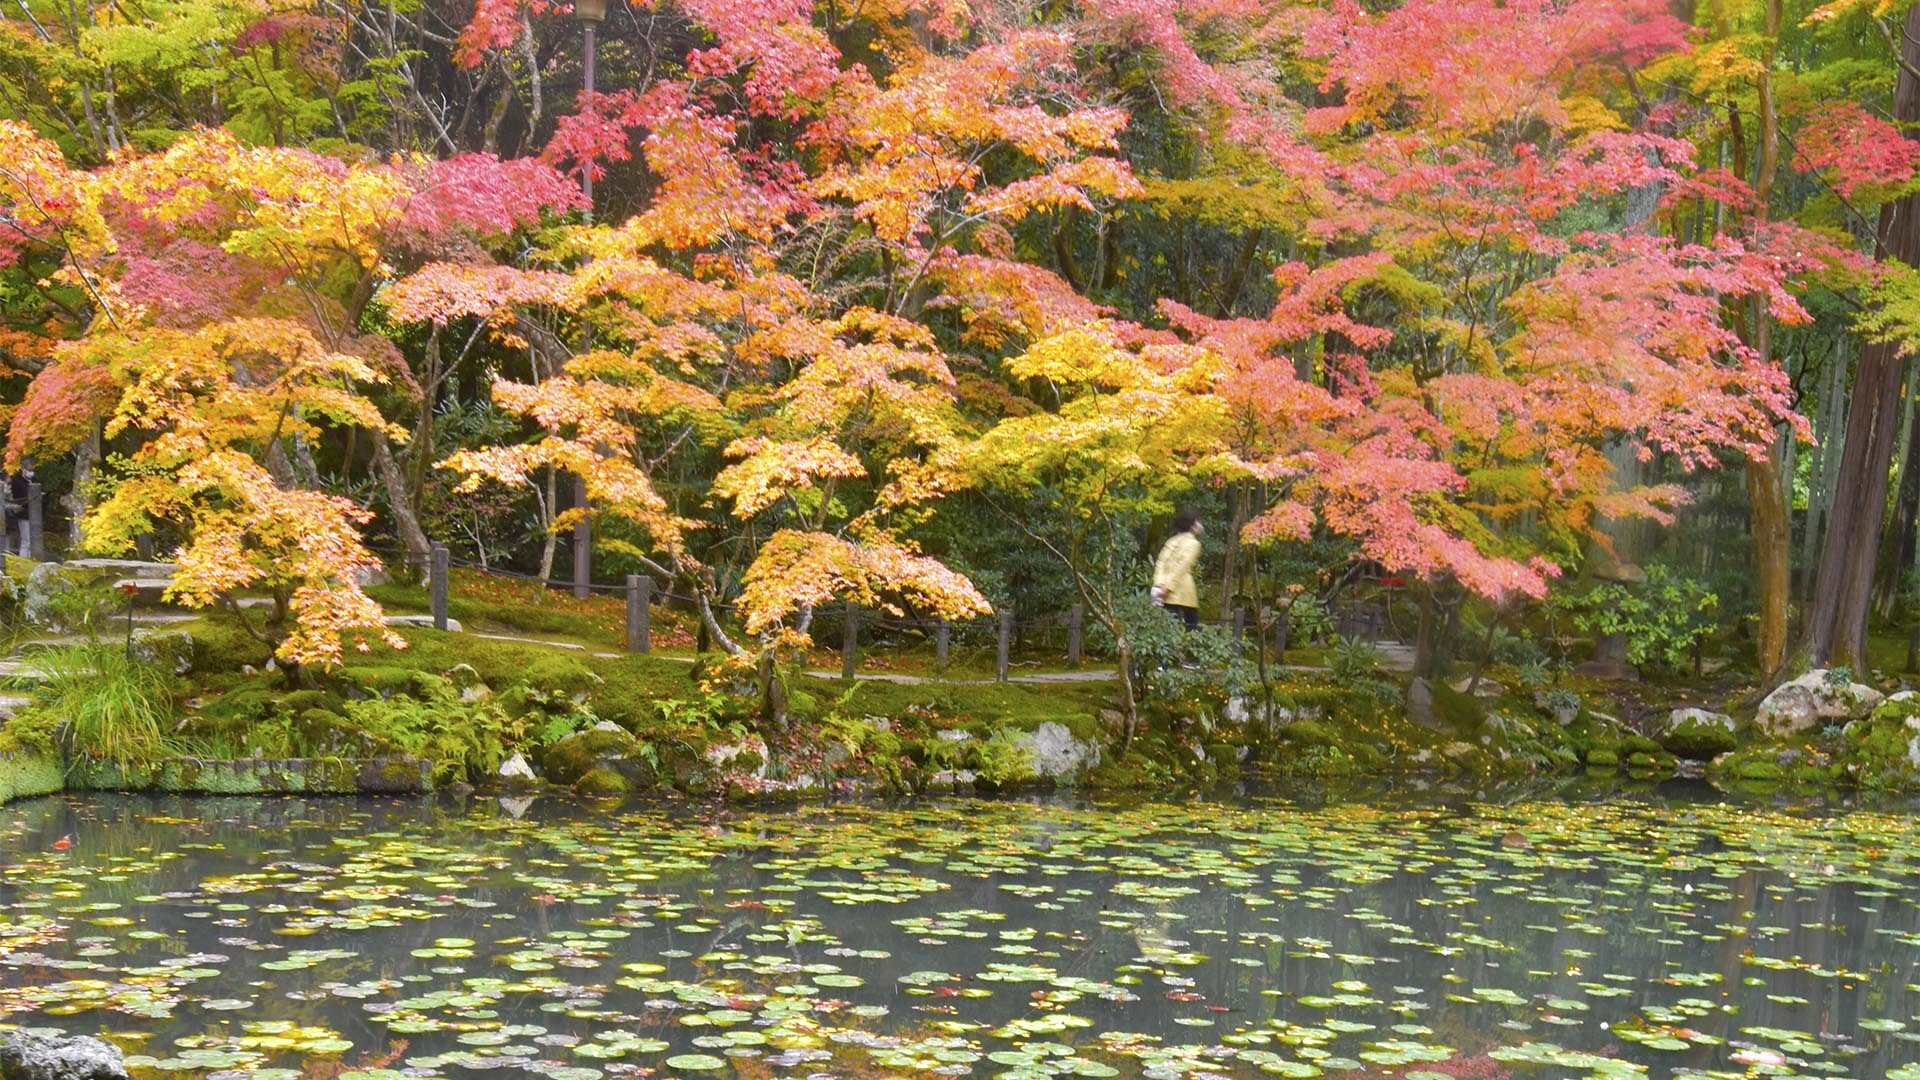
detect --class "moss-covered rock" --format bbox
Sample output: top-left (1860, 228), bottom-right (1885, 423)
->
top-left (1658, 708), bottom-right (1738, 761)
top-left (0, 743), bottom-right (63, 804)
top-left (541, 726), bottom-right (657, 790)
top-left (1584, 747), bottom-right (1618, 769)
top-left (575, 767), bottom-right (631, 795)
top-left (293, 710), bottom-right (399, 758)
top-left (1835, 692), bottom-right (1920, 789)
top-left (1734, 758), bottom-right (1786, 782)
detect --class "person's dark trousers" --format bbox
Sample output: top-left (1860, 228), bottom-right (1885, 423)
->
top-left (1163, 603), bottom-right (1199, 631)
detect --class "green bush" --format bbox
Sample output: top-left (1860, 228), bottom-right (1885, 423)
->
top-left (1089, 593), bottom-right (1254, 704)
top-left (1562, 564), bottom-right (1718, 674)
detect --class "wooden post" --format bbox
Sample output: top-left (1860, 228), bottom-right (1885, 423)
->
top-left (571, 474), bottom-right (591, 599)
top-left (996, 609), bottom-right (1012, 683)
top-left (627, 574), bottom-right (652, 653)
top-left (26, 482), bottom-right (44, 561)
top-left (1232, 605), bottom-right (1247, 642)
top-left (1067, 604), bottom-right (1084, 667)
top-left (135, 533), bottom-right (154, 560)
top-left (1274, 605), bottom-right (1291, 659)
top-left (841, 602), bottom-right (858, 680)
top-left (430, 543), bottom-right (449, 631)
top-left (935, 619), bottom-right (950, 668)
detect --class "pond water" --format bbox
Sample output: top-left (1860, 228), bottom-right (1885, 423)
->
top-left (4, 787), bottom-right (1920, 1080)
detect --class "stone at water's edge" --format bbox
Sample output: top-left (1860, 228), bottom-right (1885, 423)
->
top-left (0, 1029), bottom-right (129, 1080)
top-left (1014, 721), bottom-right (1099, 781)
top-left (498, 753), bottom-right (536, 783)
top-left (1659, 708), bottom-right (1739, 761)
top-left (0, 748), bottom-right (63, 806)
top-left (542, 727), bottom-right (658, 792)
top-left (1756, 670), bottom-right (1884, 737)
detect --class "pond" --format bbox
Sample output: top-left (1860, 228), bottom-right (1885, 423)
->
top-left (4, 786), bottom-right (1920, 1080)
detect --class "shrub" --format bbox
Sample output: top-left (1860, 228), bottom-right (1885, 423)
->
top-left (1562, 564), bottom-right (1718, 674)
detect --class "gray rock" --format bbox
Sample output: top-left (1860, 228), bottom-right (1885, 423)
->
top-left (498, 753), bottom-right (536, 782)
top-left (1756, 670), bottom-right (1884, 737)
top-left (129, 630), bottom-right (194, 675)
top-left (22, 563), bottom-right (82, 630)
top-left (1406, 677), bottom-right (1438, 730)
top-left (384, 613), bottom-right (464, 632)
top-left (62, 558), bottom-right (177, 580)
top-left (1013, 721), bottom-right (1099, 780)
top-left (0, 1029), bottom-right (129, 1080)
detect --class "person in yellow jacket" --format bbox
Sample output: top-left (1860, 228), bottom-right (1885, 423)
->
top-left (1150, 508), bottom-right (1203, 631)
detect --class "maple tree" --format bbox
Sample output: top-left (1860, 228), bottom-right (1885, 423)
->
top-left (1, 0), bottom-right (1915, 715)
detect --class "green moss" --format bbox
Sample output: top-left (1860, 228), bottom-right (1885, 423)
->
top-left (1278, 719), bottom-right (1337, 748)
top-left (1618, 735), bottom-right (1662, 756)
top-left (1660, 714), bottom-right (1738, 760)
top-left (1734, 759), bottom-right (1786, 782)
top-left (541, 728), bottom-right (657, 789)
top-left (1431, 682), bottom-right (1487, 733)
top-left (575, 767), bottom-right (632, 795)
top-left (1585, 748), bottom-right (1618, 768)
top-left (0, 746), bottom-right (63, 804)
top-left (293, 710), bottom-right (398, 757)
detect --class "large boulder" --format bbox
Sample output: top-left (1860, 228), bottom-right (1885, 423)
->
top-left (1013, 721), bottom-right (1100, 781)
top-left (1755, 670), bottom-right (1884, 737)
top-left (541, 724), bottom-right (657, 791)
top-left (1659, 708), bottom-right (1739, 760)
top-left (0, 1029), bottom-right (129, 1080)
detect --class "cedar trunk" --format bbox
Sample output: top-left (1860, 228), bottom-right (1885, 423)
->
top-left (1748, 446), bottom-right (1791, 674)
top-left (1804, 5), bottom-right (1920, 667)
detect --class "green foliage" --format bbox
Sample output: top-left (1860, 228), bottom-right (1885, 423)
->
top-left (9, 642), bottom-right (178, 770)
top-left (1563, 564), bottom-right (1719, 674)
top-left (340, 673), bottom-right (522, 783)
top-left (975, 726), bottom-right (1038, 786)
top-left (1092, 593), bottom-right (1254, 703)
top-left (1284, 594), bottom-right (1335, 646)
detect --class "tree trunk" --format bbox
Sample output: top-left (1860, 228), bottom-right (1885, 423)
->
top-left (1804, 5), bottom-right (1920, 669)
top-left (1747, 445), bottom-right (1791, 674)
top-left (370, 437), bottom-right (434, 575)
top-left (537, 465), bottom-right (559, 583)
top-left (62, 423), bottom-right (102, 554)
top-left (1873, 364), bottom-right (1920, 615)
top-left (1742, 0), bottom-right (1793, 675)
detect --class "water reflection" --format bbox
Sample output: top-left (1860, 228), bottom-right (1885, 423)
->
top-left (2, 784), bottom-right (1917, 1079)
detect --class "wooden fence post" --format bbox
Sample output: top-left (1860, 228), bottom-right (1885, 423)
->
top-left (430, 543), bottom-right (449, 631)
top-left (626, 574), bottom-right (651, 653)
top-left (1067, 604), bottom-right (1084, 667)
top-left (996, 609), bottom-right (1012, 683)
top-left (27, 482), bottom-right (44, 561)
top-left (842, 602), bottom-right (858, 680)
top-left (935, 619), bottom-right (950, 668)
top-left (571, 475), bottom-right (591, 599)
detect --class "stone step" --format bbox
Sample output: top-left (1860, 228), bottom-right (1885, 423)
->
top-left (386, 614), bottom-right (465, 633)
top-left (63, 558), bottom-right (177, 580)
